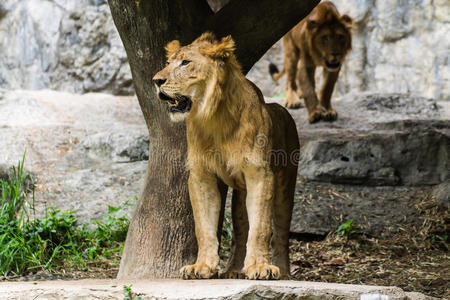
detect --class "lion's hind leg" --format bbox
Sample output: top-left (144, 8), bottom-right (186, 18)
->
top-left (242, 167), bottom-right (281, 280)
top-left (271, 170), bottom-right (295, 279)
top-left (220, 189), bottom-right (248, 279)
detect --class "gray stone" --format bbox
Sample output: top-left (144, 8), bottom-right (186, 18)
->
top-left (0, 89), bottom-right (147, 221)
top-left (0, 0), bottom-right (133, 95)
top-left (268, 93), bottom-right (449, 186)
top-left (1, 0), bottom-right (448, 101)
top-left (0, 279), bottom-right (436, 300)
top-left (299, 120), bottom-right (449, 186)
top-left (82, 130), bottom-right (149, 162)
top-left (432, 181), bottom-right (450, 209)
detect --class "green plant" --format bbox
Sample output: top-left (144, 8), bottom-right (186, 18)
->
top-left (123, 284), bottom-right (143, 300)
top-left (430, 234), bottom-right (449, 251)
top-left (0, 153), bottom-right (132, 277)
top-left (272, 92), bottom-right (286, 99)
top-left (336, 218), bottom-right (358, 237)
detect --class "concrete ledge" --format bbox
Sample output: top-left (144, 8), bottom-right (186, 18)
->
top-left (0, 279), bottom-right (436, 300)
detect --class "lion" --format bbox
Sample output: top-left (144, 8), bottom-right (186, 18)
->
top-left (269, 1), bottom-right (353, 123)
top-left (152, 32), bottom-right (299, 280)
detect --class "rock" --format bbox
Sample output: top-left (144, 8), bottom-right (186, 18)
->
top-left (82, 130), bottom-right (149, 162)
top-left (1, 0), bottom-right (448, 100)
top-left (247, 0), bottom-right (450, 101)
top-left (268, 93), bottom-right (449, 186)
top-left (0, 89), bottom-right (147, 221)
top-left (0, 279), bottom-right (436, 300)
top-left (299, 120), bottom-right (449, 186)
top-left (265, 93), bottom-right (450, 237)
top-left (0, 0), bottom-right (133, 95)
top-left (432, 181), bottom-right (450, 209)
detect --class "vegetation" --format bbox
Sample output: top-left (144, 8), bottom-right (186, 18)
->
top-left (0, 156), bottom-right (130, 278)
top-left (123, 284), bottom-right (143, 300)
top-left (336, 218), bottom-right (358, 237)
top-left (220, 207), bottom-right (233, 255)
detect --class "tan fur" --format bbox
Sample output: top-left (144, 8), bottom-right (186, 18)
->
top-left (270, 1), bottom-right (352, 123)
top-left (153, 33), bottom-right (299, 280)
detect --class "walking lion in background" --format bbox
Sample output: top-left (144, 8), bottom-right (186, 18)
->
top-left (270, 1), bottom-right (353, 123)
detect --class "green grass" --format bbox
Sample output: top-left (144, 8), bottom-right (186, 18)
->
top-left (123, 284), bottom-right (143, 300)
top-left (272, 92), bottom-right (286, 99)
top-left (336, 218), bottom-right (358, 237)
top-left (0, 154), bottom-right (131, 277)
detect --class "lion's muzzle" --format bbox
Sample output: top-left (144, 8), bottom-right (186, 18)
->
top-left (158, 92), bottom-right (192, 113)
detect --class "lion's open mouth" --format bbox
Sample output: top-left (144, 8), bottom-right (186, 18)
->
top-left (158, 92), bottom-right (192, 113)
top-left (325, 61), bottom-right (341, 70)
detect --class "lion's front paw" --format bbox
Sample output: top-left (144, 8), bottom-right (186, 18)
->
top-left (284, 92), bottom-right (302, 109)
top-left (323, 109), bottom-right (338, 122)
top-left (308, 106), bottom-right (327, 123)
top-left (285, 98), bottom-right (302, 109)
top-left (244, 263), bottom-right (280, 280)
top-left (180, 263), bottom-right (218, 279)
top-left (219, 270), bottom-right (245, 279)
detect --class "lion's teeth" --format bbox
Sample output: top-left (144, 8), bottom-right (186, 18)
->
top-left (167, 99), bottom-right (180, 107)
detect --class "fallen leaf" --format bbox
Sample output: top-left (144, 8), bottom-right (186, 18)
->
top-left (324, 257), bottom-right (346, 266)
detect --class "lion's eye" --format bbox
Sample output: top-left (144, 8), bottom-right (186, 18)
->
top-left (181, 60), bottom-right (191, 66)
top-left (322, 35), bottom-right (328, 42)
top-left (165, 61), bottom-right (170, 66)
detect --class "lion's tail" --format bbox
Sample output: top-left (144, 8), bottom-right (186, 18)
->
top-left (269, 62), bottom-right (285, 81)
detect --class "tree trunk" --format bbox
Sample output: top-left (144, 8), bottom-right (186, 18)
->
top-left (108, 0), bottom-right (319, 279)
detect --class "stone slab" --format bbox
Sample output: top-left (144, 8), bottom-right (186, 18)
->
top-left (0, 279), bottom-right (436, 300)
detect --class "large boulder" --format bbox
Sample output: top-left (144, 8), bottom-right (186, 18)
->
top-left (0, 89), bottom-right (147, 220)
top-left (0, 0), bottom-right (133, 95)
top-left (1, 0), bottom-right (448, 101)
top-left (268, 93), bottom-right (449, 186)
top-left (432, 181), bottom-right (450, 209)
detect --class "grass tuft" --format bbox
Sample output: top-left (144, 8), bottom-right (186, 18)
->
top-left (0, 154), bottom-right (131, 278)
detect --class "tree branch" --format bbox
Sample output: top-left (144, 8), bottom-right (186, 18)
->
top-left (203, 0), bottom-right (320, 73)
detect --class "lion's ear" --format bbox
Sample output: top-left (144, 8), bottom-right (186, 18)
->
top-left (201, 35), bottom-right (235, 60)
top-left (340, 14), bottom-right (353, 28)
top-left (165, 40), bottom-right (181, 58)
top-left (193, 32), bottom-right (217, 44)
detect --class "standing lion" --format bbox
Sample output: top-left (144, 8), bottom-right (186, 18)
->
top-left (153, 32), bottom-right (299, 280)
top-left (270, 1), bottom-right (353, 123)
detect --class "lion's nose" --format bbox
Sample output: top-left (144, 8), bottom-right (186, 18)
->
top-left (153, 78), bottom-right (166, 87)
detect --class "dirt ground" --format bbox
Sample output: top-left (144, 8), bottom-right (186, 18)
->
top-left (288, 181), bottom-right (449, 299)
top-left (290, 233), bottom-right (449, 298)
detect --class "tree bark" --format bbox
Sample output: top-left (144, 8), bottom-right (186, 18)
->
top-left (108, 0), bottom-right (319, 279)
